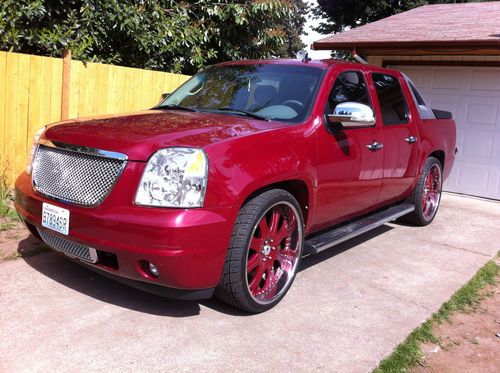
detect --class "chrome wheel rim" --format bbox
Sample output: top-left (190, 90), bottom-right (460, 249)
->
top-left (245, 202), bottom-right (303, 305)
top-left (422, 164), bottom-right (442, 221)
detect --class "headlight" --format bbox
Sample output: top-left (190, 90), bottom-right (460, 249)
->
top-left (135, 147), bottom-right (208, 208)
top-left (26, 126), bottom-right (46, 175)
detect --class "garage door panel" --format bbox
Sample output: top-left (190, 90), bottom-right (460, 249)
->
top-left (447, 164), bottom-right (489, 196)
top-left (430, 69), bottom-right (463, 90)
top-left (391, 65), bottom-right (500, 200)
top-left (424, 94), bottom-right (459, 117)
top-left (469, 69), bottom-right (500, 92)
top-left (460, 96), bottom-right (500, 130)
top-left (401, 68), bottom-right (426, 87)
top-left (460, 129), bottom-right (494, 161)
top-left (445, 162), bottom-right (500, 199)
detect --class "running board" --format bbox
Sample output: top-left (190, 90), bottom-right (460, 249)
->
top-left (304, 203), bottom-right (415, 255)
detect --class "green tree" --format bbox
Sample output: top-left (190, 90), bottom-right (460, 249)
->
top-left (275, 0), bottom-right (308, 57)
top-left (313, 0), bottom-right (491, 35)
top-left (0, 0), bottom-right (307, 74)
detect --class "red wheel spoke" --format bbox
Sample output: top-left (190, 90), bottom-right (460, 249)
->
top-left (274, 224), bottom-right (289, 245)
top-left (247, 254), bottom-right (261, 273)
top-left (248, 265), bottom-right (265, 293)
top-left (280, 247), bottom-right (298, 259)
top-left (258, 217), bottom-right (270, 238)
top-left (268, 208), bottom-right (281, 235)
top-left (287, 212), bottom-right (297, 233)
top-left (249, 237), bottom-right (263, 251)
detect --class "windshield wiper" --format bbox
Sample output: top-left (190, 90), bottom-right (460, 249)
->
top-left (157, 104), bottom-right (199, 112)
top-left (214, 107), bottom-right (271, 122)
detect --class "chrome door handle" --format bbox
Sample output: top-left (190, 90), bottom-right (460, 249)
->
top-left (405, 136), bottom-right (418, 144)
top-left (366, 142), bottom-right (384, 151)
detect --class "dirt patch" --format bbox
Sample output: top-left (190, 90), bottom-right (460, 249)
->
top-left (413, 283), bottom-right (500, 373)
top-left (0, 218), bottom-right (49, 261)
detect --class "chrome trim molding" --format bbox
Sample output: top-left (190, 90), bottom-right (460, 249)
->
top-left (38, 139), bottom-right (128, 161)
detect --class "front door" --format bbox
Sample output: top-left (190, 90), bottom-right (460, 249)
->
top-left (314, 70), bottom-right (384, 230)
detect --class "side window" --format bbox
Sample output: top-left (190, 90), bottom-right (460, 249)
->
top-left (325, 71), bottom-right (371, 114)
top-left (406, 78), bottom-right (436, 120)
top-left (372, 73), bottom-right (409, 125)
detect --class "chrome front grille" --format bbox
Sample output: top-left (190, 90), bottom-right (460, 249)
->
top-left (32, 143), bottom-right (126, 206)
top-left (37, 228), bottom-right (98, 263)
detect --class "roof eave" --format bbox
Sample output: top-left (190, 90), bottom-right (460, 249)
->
top-left (312, 39), bottom-right (500, 51)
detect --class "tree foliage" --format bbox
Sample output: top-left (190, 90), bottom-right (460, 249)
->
top-left (314, 0), bottom-right (490, 35)
top-left (0, 0), bottom-right (308, 74)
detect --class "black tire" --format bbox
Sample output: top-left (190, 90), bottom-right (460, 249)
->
top-left (401, 156), bottom-right (443, 226)
top-left (215, 189), bottom-right (304, 313)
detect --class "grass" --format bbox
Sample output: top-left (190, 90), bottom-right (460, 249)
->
top-left (0, 172), bottom-right (20, 232)
top-left (373, 259), bottom-right (500, 373)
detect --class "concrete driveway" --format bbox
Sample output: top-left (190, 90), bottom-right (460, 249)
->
top-left (0, 194), bottom-right (498, 372)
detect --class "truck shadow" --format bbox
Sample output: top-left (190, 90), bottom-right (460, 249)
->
top-left (19, 225), bottom-right (392, 317)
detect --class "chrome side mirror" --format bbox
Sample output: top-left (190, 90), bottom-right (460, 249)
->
top-left (326, 102), bottom-right (375, 128)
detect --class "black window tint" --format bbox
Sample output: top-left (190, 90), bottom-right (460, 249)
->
top-left (408, 80), bottom-right (426, 106)
top-left (372, 73), bottom-right (409, 125)
top-left (325, 71), bottom-right (370, 114)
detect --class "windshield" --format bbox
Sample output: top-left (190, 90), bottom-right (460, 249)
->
top-left (158, 64), bottom-right (324, 123)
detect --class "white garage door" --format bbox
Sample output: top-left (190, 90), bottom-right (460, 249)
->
top-left (389, 65), bottom-right (500, 200)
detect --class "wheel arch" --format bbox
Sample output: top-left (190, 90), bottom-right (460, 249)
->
top-left (429, 150), bottom-right (445, 169)
top-left (241, 179), bottom-right (311, 228)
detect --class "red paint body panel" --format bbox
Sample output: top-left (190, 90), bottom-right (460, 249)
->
top-left (14, 59), bottom-right (456, 294)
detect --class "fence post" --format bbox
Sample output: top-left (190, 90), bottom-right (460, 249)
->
top-left (60, 49), bottom-right (71, 120)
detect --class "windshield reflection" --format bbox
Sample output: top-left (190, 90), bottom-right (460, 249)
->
top-left (158, 64), bottom-right (324, 123)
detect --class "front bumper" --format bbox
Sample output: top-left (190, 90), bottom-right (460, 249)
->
top-left (15, 171), bottom-right (237, 296)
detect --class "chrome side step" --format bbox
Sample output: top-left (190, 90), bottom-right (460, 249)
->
top-left (304, 203), bottom-right (415, 255)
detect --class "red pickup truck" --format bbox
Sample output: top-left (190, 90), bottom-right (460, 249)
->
top-left (15, 59), bottom-right (456, 313)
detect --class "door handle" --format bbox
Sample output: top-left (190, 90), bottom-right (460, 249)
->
top-left (405, 136), bottom-right (418, 144)
top-left (366, 141), bottom-right (384, 151)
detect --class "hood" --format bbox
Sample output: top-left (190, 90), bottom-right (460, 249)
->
top-left (43, 110), bottom-right (286, 161)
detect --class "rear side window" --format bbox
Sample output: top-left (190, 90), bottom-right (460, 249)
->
top-left (405, 77), bottom-right (436, 120)
top-left (372, 73), bottom-right (408, 125)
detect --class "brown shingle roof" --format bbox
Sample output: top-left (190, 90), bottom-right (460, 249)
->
top-left (312, 2), bottom-right (500, 50)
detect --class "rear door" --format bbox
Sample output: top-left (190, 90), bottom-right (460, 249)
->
top-left (370, 72), bottom-right (420, 204)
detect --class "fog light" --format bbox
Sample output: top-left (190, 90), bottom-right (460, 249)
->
top-left (148, 262), bottom-right (160, 278)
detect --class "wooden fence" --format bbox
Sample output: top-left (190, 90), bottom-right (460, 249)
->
top-left (0, 50), bottom-right (190, 185)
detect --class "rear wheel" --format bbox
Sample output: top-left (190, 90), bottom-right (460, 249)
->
top-left (402, 156), bottom-right (442, 226)
top-left (215, 189), bottom-right (304, 313)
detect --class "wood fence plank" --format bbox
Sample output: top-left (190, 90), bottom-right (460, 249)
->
top-left (0, 52), bottom-right (7, 174)
top-left (4, 53), bottom-right (19, 184)
top-left (49, 57), bottom-right (63, 124)
top-left (15, 54), bottom-right (30, 178)
top-left (28, 55), bottom-right (42, 142)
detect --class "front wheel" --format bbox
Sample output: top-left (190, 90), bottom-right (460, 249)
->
top-left (215, 189), bottom-right (304, 313)
top-left (402, 156), bottom-right (443, 226)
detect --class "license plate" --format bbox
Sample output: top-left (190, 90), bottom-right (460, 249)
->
top-left (42, 203), bottom-right (70, 235)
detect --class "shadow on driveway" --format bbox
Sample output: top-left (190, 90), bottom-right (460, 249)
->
top-left (18, 225), bottom-right (392, 317)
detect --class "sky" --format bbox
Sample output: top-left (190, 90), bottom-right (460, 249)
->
top-left (301, 0), bottom-right (333, 60)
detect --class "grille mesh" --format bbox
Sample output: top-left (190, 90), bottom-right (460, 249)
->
top-left (32, 144), bottom-right (125, 206)
top-left (37, 228), bottom-right (98, 263)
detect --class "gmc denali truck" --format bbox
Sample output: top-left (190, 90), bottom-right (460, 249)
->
top-left (15, 59), bottom-right (456, 313)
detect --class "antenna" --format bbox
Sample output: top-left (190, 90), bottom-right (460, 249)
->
top-left (351, 47), bottom-right (368, 64)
